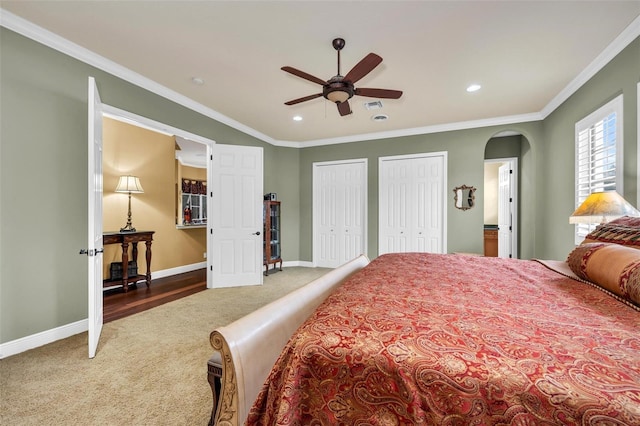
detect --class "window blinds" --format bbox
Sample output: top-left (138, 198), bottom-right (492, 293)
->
top-left (575, 110), bottom-right (618, 243)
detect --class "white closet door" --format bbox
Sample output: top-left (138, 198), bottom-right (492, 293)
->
top-left (415, 156), bottom-right (445, 253)
top-left (342, 164), bottom-right (365, 261)
top-left (379, 159), bottom-right (411, 253)
top-left (313, 160), bottom-right (367, 268)
top-left (379, 153), bottom-right (446, 255)
top-left (316, 166), bottom-right (340, 266)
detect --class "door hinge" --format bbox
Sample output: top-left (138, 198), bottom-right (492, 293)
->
top-left (510, 169), bottom-right (513, 174)
top-left (509, 197), bottom-right (513, 202)
top-left (210, 155), bottom-right (213, 160)
top-left (509, 226), bottom-right (512, 231)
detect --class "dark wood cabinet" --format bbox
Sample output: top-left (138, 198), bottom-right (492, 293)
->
top-left (484, 229), bottom-right (498, 257)
top-left (263, 201), bottom-right (282, 275)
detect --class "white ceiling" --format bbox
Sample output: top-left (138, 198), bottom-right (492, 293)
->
top-left (2, 1), bottom-right (640, 146)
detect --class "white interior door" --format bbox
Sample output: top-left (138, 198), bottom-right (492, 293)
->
top-left (497, 160), bottom-right (517, 258)
top-left (313, 160), bottom-right (367, 268)
top-left (87, 77), bottom-right (104, 358)
top-left (379, 159), bottom-right (410, 253)
top-left (379, 153), bottom-right (446, 255)
top-left (210, 144), bottom-right (263, 288)
top-left (315, 165), bottom-right (340, 266)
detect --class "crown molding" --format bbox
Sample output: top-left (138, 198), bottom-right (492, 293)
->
top-left (176, 155), bottom-right (207, 169)
top-left (540, 14), bottom-right (640, 118)
top-left (2, 8), bottom-right (637, 148)
top-left (0, 9), bottom-right (276, 145)
top-left (285, 112), bottom-right (543, 148)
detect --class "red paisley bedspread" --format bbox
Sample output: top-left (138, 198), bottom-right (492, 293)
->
top-left (247, 253), bottom-right (640, 425)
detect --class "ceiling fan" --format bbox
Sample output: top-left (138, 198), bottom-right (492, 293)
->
top-left (282, 38), bottom-right (403, 116)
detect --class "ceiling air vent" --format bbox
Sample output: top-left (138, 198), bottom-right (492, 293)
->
top-left (371, 114), bottom-right (389, 122)
top-left (364, 100), bottom-right (383, 110)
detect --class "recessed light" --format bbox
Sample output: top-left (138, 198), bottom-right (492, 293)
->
top-left (191, 77), bottom-right (205, 85)
top-left (371, 114), bottom-right (388, 122)
top-left (466, 84), bottom-right (481, 92)
top-left (293, 115), bottom-right (303, 121)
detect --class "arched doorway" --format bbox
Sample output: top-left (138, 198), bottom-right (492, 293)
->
top-left (483, 131), bottom-right (532, 259)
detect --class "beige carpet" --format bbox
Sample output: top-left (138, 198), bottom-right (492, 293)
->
top-left (0, 267), bottom-right (329, 426)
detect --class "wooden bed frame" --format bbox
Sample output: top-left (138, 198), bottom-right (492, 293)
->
top-left (207, 254), bottom-right (370, 426)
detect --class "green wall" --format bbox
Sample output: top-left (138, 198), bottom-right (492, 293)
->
top-left (539, 36), bottom-right (639, 260)
top-left (0, 28), bottom-right (299, 343)
top-left (1, 26), bottom-right (638, 347)
top-left (298, 124), bottom-right (542, 261)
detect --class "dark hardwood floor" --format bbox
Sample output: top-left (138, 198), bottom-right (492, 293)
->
top-left (103, 269), bottom-right (207, 323)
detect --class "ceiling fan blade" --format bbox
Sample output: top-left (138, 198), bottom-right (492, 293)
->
top-left (343, 53), bottom-right (382, 84)
top-left (281, 66), bottom-right (327, 86)
top-left (337, 100), bottom-right (352, 116)
top-left (284, 93), bottom-right (323, 105)
top-left (355, 88), bottom-right (403, 99)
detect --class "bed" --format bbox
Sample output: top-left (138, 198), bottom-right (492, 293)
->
top-left (209, 218), bottom-right (640, 425)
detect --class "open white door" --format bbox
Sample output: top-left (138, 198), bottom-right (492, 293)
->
top-left (497, 162), bottom-right (515, 258)
top-left (210, 144), bottom-right (263, 288)
top-left (87, 77), bottom-right (104, 358)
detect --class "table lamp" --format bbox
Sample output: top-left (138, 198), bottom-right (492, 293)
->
top-left (115, 175), bottom-right (144, 232)
top-left (569, 190), bottom-right (640, 224)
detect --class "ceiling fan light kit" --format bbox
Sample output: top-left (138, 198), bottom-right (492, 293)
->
top-left (282, 38), bottom-right (402, 117)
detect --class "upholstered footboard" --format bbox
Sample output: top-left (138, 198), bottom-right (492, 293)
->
top-left (208, 254), bottom-right (370, 426)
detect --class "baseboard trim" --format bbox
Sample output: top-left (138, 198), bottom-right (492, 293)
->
top-left (152, 262), bottom-right (207, 279)
top-left (282, 260), bottom-right (314, 268)
top-left (0, 319), bottom-right (88, 359)
top-left (0, 261), bottom-right (317, 358)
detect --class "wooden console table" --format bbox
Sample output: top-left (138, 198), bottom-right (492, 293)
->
top-left (103, 231), bottom-right (155, 292)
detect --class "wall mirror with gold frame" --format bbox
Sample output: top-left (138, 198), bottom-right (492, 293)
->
top-left (453, 185), bottom-right (476, 210)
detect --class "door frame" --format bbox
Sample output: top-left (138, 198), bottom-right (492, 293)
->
top-left (484, 157), bottom-right (518, 259)
top-left (98, 105), bottom-right (217, 288)
top-left (312, 158), bottom-right (368, 267)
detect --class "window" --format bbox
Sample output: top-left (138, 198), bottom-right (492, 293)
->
top-left (181, 178), bottom-right (207, 225)
top-left (574, 95), bottom-right (623, 244)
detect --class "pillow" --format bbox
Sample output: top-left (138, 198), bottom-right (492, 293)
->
top-left (567, 242), bottom-right (640, 307)
top-left (583, 219), bottom-right (640, 248)
top-left (608, 215), bottom-right (640, 227)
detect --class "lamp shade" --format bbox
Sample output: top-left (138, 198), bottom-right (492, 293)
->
top-left (569, 191), bottom-right (640, 224)
top-left (115, 175), bottom-right (144, 194)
